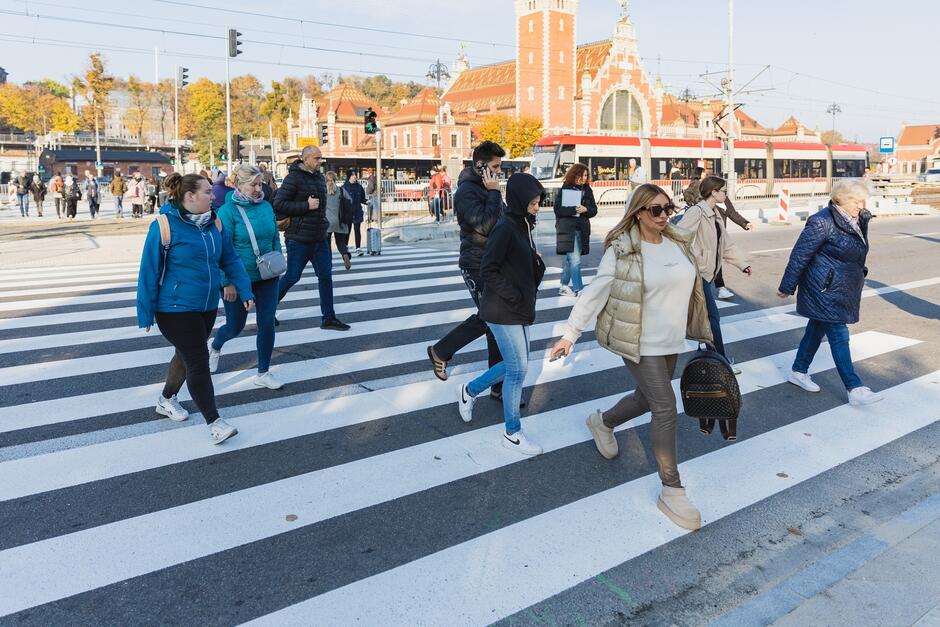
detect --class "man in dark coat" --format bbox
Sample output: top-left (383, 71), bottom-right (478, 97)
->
top-left (427, 141), bottom-right (516, 403)
top-left (273, 145), bottom-right (350, 331)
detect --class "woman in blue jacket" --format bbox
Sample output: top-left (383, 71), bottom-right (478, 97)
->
top-left (137, 172), bottom-right (254, 445)
top-left (343, 171), bottom-right (367, 256)
top-left (209, 164), bottom-right (284, 390)
top-left (777, 179), bottom-right (882, 406)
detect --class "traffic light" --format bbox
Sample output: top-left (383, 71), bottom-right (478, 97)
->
top-left (228, 29), bottom-right (243, 58)
top-left (364, 108), bottom-right (378, 134)
top-left (319, 124), bottom-right (329, 146)
top-left (177, 66), bottom-right (189, 88)
top-left (233, 134), bottom-right (245, 161)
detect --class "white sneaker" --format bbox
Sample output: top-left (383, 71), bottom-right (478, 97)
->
top-left (501, 429), bottom-right (543, 456)
top-left (208, 346), bottom-right (221, 373)
top-left (155, 394), bottom-right (189, 422)
top-left (254, 371), bottom-right (284, 390)
top-left (848, 386), bottom-right (883, 406)
top-left (209, 418), bottom-right (238, 444)
top-left (788, 371), bottom-right (821, 392)
top-left (729, 359), bottom-right (742, 375)
top-left (717, 287), bottom-right (736, 299)
top-left (558, 285), bottom-right (576, 297)
top-left (457, 383), bottom-right (476, 423)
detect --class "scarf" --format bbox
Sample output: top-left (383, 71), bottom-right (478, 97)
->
top-left (232, 188), bottom-right (263, 205)
top-left (172, 199), bottom-right (214, 228)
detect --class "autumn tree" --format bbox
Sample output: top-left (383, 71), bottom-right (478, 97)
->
top-left (76, 52), bottom-right (114, 135)
top-left (126, 75), bottom-right (153, 143)
top-left (261, 78), bottom-right (304, 140)
top-left (337, 74), bottom-right (426, 109)
top-left (820, 130), bottom-right (846, 145)
top-left (153, 79), bottom-right (174, 144)
top-left (473, 113), bottom-right (542, 159)
top-left (183, 77), bottom-right (226, 164)
top-left (230, 74), bottom-right (266, 138)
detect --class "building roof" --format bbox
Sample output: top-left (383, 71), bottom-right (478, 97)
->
top-left (317, 84), bottom-right (385, 123)
top-left (898, 123), bottom-right (940, 146)
top-left (443, 60), bottom-right (516, 114)
top-left (385, 88), bottom-right (441, 125)
top-left (575, 40), bottom-right (613, 97)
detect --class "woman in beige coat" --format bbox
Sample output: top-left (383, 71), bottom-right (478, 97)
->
top-left (677, 176), bottom-right (751, 368)
top-left (550, 183), bottom-right (712, 530)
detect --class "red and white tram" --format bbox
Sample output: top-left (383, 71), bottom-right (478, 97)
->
top-left (530, 134), bottom-right (868, 205)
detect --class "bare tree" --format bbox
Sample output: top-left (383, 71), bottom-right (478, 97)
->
top-left (154, 79), bottom-right (173, 144)
top-left (126, 75), bottom-right (152, 143)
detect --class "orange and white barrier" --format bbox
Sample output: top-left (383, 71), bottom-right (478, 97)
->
top-left (775, 188), bottom-right (791, 223)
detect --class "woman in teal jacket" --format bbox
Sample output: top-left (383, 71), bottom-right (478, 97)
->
top-left (137, 172), bottom-right (254, 445)
top-left (208, 164), bottom-right (285, 390)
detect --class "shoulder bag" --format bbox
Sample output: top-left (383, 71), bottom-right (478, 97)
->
top-left (234, 205), bottom-right (287, 280)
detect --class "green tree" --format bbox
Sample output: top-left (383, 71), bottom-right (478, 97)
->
top-left (24, 79), bottom-right (70, 99)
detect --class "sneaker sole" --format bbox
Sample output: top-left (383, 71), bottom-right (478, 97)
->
top-left (657, 497), bottom-right (701, 530)
top-left (850, 396), bottom-right (884, 407)
top-left (155, 404), bottom-right (189, 422)
top-left (501, 438), bottom-right (542, 456)
top-left (585, 415), bottom-right (618, 459)
top-left (254, 379), bottom-right (284, 390)
top-left (212, 427), bottom-right (238, 445)
top-left (788, 378), bottom-right (820, 393)
top-left (457, 385), bottom-right (473, 423)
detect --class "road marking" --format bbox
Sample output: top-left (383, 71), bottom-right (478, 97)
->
top-left (0, 312), bottom-right (815, 499)
top-left (893, 232), bottom-right (940, 239)
top-left (246, 366), bottom-right (940, 627)
top-left (750, 247), bottom-right (793, 254)
top-left (0, 331), bottom-right (919, 615)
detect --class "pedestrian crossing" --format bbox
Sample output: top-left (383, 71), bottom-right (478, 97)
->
top-left (0, 243), bottom-right (938, 624)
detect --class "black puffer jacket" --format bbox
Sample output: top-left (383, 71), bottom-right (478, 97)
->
top-left (553, 183), bottom-right (598, 255)
top-left (273, 160), bottom-right (328, 244)
top-left (479, 174), bottom-right (545, 326)
top-left (454, 166), bottom-right (505, 271)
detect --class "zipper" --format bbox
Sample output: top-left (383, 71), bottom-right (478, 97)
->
top-left (821, 269), bottom-right (834, 293)
top-left (202, 230), bottom-right (212, 311)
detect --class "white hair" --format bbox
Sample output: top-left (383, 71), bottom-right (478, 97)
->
top-left (830, 179), bottom-right (870, 206)
top-left (232, 163), bottom-right (262, 187)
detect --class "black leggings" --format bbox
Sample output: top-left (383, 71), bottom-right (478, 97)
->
top-left (156, 310), bottom-right (220, 424)
top-left (353, 222), bottom-right (362, 249)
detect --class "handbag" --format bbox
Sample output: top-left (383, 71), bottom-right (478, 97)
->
top-left (680, 344), bottom-right (742, 441)
top-left (235, 205), bottom-right (287, 280)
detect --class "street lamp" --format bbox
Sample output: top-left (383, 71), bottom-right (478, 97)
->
top-left (426, 59), bottom-right (450, 160)
top-left (826, 102), bottom-right (842, 139)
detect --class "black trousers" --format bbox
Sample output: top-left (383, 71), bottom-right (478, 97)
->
top-left (330, 231), bottom-right (350, 256)
top-left (156, 310), bottom-right (220, 424)
top-left (352, 222), bottom-right (362, 249)
top-left (432, 268), bottom-right (502, 380)
top-left (714, 266), bottom-right (725, 289)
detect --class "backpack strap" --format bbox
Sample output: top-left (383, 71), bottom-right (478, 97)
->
top-left (155, 214), bottom-right (171, 287)
top-left (699, 418), bottom-right (737, 441)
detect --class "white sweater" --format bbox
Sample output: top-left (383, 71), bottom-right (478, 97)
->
top-left (562, 238), bottom-right (694, 356)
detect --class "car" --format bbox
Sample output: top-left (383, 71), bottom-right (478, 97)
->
top-left (923, 169), bottom-right (940, 183)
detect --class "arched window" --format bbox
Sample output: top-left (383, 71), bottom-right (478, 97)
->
top-left (558, 86), bottom-right (565, 100)
top-left (559, 50), bottom-right (565, 64)
top-left (528, 19), bottom-right (533, 33)
top-left (559, 18), bottom-right (565, 31)
top-left (600, 90), bottom-right (644, 134)
top-left (527, 86), bottom-right (536, 102)
top-left (528, 51), bottom-right (534, 64)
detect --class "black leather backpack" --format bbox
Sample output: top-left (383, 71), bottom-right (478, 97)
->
top-left (680, 345), bottom-right (742, 441)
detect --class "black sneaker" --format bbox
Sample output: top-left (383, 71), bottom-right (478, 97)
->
top-left (274, 317), bottom-right (280, 327)
top-left (321, 318), bottom-right (351, 331)
top-left (490, 389), bottom-right (527, 409)
top-left (427, 345), bottom-right (448, 381)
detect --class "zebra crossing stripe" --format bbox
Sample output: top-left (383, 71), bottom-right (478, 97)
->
top-left (245, 367), bottom-right (940, 626)
top-left (0, 331), bottom-right (923, 616)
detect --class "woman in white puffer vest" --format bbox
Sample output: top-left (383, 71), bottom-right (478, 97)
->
top-left (550, 183), bottom-right (712, 530)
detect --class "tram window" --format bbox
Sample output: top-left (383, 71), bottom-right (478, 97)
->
top-left (615, 157), bottom-right (635, 180)
top-left (592, 157), bottom-right (616, 181)
top-left (833, 159), bottom-right (865, 177)
top-left (735, 158), bottom-right (766, 179)
top-left (775, 159), bottom-right (825, 179)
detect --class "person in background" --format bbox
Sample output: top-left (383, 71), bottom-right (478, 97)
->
top-left (210, 169), bottom-right (230, 212)
top-left (365, 171), bottom-right (378, 225)
top-left (14, 171), bottom-right (30, 217)
top-left (682, 167), bottom-right (706, 207)
top-left (83, 170), bottom-right (100, 219)
top-left (669, 161), bottom-right (683, 200)
top-left (549, 183), bottom-right (712, 531)
top-left (50, 172), bottom-right (64, 219)
top-left (274, 145), bottom-right (350, 331)
top-left (129, 172), bottom-right (147, 218)
top-left (157, 171), bottom-right (168, 208)
top-left (63, 174), bottom-right (81, 219)
top-left (324, 171), bottom-right (352, 270)
top-left (208, 164), bottom-right (284, 390)
top-left (259, 162), bottom-right (277, 193)
top-left (136, 172), bottom-right (254, 445)
top-left (778, 179), bottom-right (882, 407)
top-left (554, 163), bottom-right (597, 297)
top-left (677, 176), bottom-right (751, 373)
top-left (427, 141), bottom-right (507, 401)
top-left (30, 174), bottom-right (47, 218)
top-left (110, 170), bottom-right (127, 218)
top-left (456, 173), bottom-right (546, 456)
top-left (429, 165), bottom-right (444, 222)
top-left (629, 159), bottom-right (648, 187)
top-left (342, 171), bottom-right (367, 256)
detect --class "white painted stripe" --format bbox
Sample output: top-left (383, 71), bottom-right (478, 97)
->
top-left (0, 312), bottom-right (814, 500)
top-left (0, 331), bottom-right (920, 615)
top-left (0, 290), bottom-right (736, 432)
top-left (0, 251), bottom-right (459, 289)
top-left (247, 365), bottom-right (940, 627)
top-left (750, 246), bottom-right (793, 254)
top-left (893, 232), bottom-right (940, 239)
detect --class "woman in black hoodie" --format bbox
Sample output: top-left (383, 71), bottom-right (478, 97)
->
top-left (456, 173), bottom-right (546, 456)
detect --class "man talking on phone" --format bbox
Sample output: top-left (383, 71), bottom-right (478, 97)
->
top-left (273, 145), bottom-right (350, 331)
top-left (428, 141), bottom-right (519, 403)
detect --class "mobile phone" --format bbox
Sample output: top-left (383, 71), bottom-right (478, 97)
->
top-left (475, 161), bottom-right (487, 177)
top-left (549, 351), bottom-right (564, 362)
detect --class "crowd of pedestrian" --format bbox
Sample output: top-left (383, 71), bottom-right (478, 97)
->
top-left (132, 139), bottom-right (880, 530)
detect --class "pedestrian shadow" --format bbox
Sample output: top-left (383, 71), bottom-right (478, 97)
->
top-left (864, 278), bottom-right (940, 322)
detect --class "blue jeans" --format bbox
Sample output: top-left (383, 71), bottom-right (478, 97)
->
top-left (114, 195), bottom-right (123, 217)
top-left (17, 193), bottom-right (29, 216)
top-left (702, 280), bottom-right (726, 356)
top-left (792, 319), bottom-right (863, 390)
top-left (466, 324), bottom-right (529, 435)
top-left (212, 277), bottom-right (279, 373)
top-left (278, 238), bottom-right (336, 322)
top-left (560, 231), bottom-right (583, 291)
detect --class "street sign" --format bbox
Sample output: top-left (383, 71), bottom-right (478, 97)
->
top-left (879, 137), bottom-right (895, 153)
top-left (888, 156), bottom-right (898, 166)
top-left (95, 161), bottom-right (103, 168)
top-left (297, 137), bottom-right (320, 147)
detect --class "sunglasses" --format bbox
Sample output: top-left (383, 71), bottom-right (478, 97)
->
top-left (644, 203), bottom-right (676, 217)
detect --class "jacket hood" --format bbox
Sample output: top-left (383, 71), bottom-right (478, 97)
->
top-left (505, 173), bottom-right (544, 218)
top-left (457, 165), bottom-right (482, 186)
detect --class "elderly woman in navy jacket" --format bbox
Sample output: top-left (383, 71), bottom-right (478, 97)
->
top-left (777, 179), bottom-right (882, 406)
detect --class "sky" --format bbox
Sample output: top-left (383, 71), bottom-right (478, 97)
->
top-left (1, 0), bottom-right (937, 143)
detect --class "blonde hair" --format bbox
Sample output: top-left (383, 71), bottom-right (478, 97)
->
top-left (831, 179), bottom-right (870, 206)
top-left (602, 184), bottom-right (671, 250)
top-left (232, 164), bottom-right (262, 188)
top-left (325, 171), bottom-right (338, 195)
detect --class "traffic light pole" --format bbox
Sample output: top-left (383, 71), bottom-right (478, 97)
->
top-left (224, 39), bottom-right (233, 176)
top-left (174, 66), bottom-right (180, 172)
top-left (375, 128), bottom-right (382, 230)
